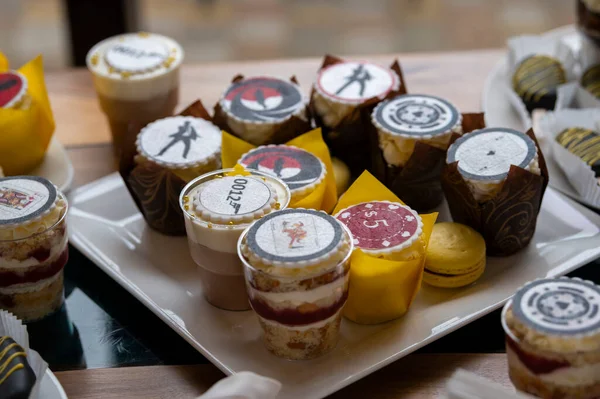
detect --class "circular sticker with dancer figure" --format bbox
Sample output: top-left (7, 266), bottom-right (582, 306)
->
top-left (317, 61), bottom-right (399, 103)
top-left (239, 146), bottom-right (324, 192)
top-left (137, 116), bottom-right (221, 167)
top-left (221, 77), bottom-right (304, 123)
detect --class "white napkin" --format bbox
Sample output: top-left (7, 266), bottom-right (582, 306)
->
top-left (197, 372), bottom-right (282, 399)
top-left (446, 369), bottom-right (536, 399)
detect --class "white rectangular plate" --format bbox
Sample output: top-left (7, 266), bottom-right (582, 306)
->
top-left (68, 173), bottom-right (600, 399)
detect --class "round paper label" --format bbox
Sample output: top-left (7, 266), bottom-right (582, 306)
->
top-left (105, 37), bottom-right (168, 72)
top-left (246, 209), bottom-right (343, 264)
top-left (447, 128), bottom-right (537, 181)
top-left (0, 177), bottom-right (56, 225)
top-left (139, 117), bottom-right (221, 166)
top-left (336, 202), bottom-right (419, 250)
top-left (317, 62), bottom-right (397, 103)
top-left (0, 72), bottom-right (25, 108)
top-left (199, 176), bottom-right (272, 216)
top-left (512, 278), bottom-right (600, 336)
top-left (239, 146), bottom-right (324, 192)
top-left (221, 77), bottom-right (303, 122)
top-left (374, 94), bottom-right (460, 137)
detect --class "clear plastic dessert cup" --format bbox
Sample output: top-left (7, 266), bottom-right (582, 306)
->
top-left (0, 190), bottom-right (69, 322)
top-left (238, 209), bottom-right (353, 360)
top-left (179, 168), bottom-right (290, 311)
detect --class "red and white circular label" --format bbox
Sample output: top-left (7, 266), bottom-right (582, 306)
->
top-left (0, 72), bottom-right (25, 108)
top-left (336, 201), bottom-right (419, 250)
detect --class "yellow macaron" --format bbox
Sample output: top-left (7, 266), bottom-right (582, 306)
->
top-left (423, 222), bottom-right (486, 288)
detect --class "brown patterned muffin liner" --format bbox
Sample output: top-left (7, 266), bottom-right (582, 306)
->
top-left (371, 113), bottom-right (486, 212)
top-left (310, 55), bottom-right (407, 178)
top-left (441, 128), bottom-right (549, 256)
top-left (119, 100), bottom-right (213, 236)
top-left (578, 0), bottom-right (600, 46)
top-left (213, 75), bottom-right (313, 145)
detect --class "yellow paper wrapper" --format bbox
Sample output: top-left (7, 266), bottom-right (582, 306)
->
top-left (221, 128), bottom-right (338, 212)
top-left (0, 54), bottom-right (55, 176)
top-left (333, 171), bottom-right (438, 324)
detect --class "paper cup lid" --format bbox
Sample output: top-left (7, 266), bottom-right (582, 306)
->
top-left (316, 61), bottom-right (399, 104)
top-left (0, 71), bottom-right (27, 109)
top-left (372, 94), bottom-right (461, 139)
top-left (192, 174), bottom-right (278, 225)
top-left (238, 145), bottom-right (325, 194)
top-left (512, 277), bottom-right (600, 337)
top-left (0, 176), bottom-right (57, 227)
top-left (447, 128), bottom-right (537, 181)
top-left (220, 77), bottom-right (304, 123)
top-left (335, 201), bottom-right (422, 254)
top-left (86, 32), bottom-right (183, 79)
top-left (137, 116), bottom-right (221, 169)
top-left (105, 36), bottom-right (168, 73)
top-left (245, 208), bottom-right (347, 268)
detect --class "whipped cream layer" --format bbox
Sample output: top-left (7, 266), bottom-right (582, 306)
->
top-left (86, 32), bottom-right (183, 101)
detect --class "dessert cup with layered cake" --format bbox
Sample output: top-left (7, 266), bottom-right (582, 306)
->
top-left (86, 32), bottom-right (183, 154)
top-left (122, 115), bottom-right (221, 235)
top-left (238, 208), bottom-right (353, 360)
top-left (0, 176), bottom-right (68, 322)
top-left (180, 169), bottom-right (290, 311)
top-left (213, 76), bottom-right (310, 146)
top-left (502, 277), bottom-right (600, 398)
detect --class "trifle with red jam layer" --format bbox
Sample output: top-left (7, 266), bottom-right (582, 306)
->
top-left (239, 208), bottom-right (352, 360)
top-left (0, 176), bottom-right (68, 322)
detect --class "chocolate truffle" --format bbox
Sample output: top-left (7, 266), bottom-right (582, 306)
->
top-left (556, 127), bottom-right (600, 177)
top-left (512, 55), bottom-right (566, 113)
top-left (0, 336), bottom-right (36, 399)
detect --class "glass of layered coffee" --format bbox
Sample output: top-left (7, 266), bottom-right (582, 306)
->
top-left (86, 32), bottom-right (183, 154)
top-left (238, 208), bottom-right (353, 360)
top-left (179, 169), bottom-right (290, 311)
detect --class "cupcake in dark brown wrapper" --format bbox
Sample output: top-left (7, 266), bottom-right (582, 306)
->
top-left (370, 93), bottom-right (484, 211)
top-left (119, 100), bottom-right (221, 235)
top-left (213, 75), bottom-right (311, 146)
top-left (442, 127), bottom-right (548, 256)
top-left (311, 55), bottom-right (405, 177)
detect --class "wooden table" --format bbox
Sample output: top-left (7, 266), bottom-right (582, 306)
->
top-left (51, 49), bottom-right (513, 398)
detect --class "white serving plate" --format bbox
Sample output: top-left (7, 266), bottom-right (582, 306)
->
top-left (67, 172), bottom-right (600, 399)
top-left (481, 25), bottom-right (600, 210)
top-left (31, 137), bottom-right (74, 193)
top-left (41, 369), bottom-right (68, 399)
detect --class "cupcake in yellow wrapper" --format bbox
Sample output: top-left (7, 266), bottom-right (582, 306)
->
top-left (221, 128), bottom-right (337, 213)
top-left (332, 171), bottom-right (437, 324)
top-left (0, 54), bottom-right (55, 176)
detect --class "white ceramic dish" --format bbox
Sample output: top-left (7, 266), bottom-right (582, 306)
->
top-left (28, 137), bottom-right (74, 193)
top-left (41, 369), bottom-right (68, 399)
top-left (481, 25), bottom-right (600, 210)
top-left (67, 172), bottom-right (600, 399)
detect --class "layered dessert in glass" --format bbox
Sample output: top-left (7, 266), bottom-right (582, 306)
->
top-left (238, 208), bottom-right (353, 360)
top-left (86, 32), bottom-right (183, 154)
top-left (502, 277), bottom-right (600, 398)
top-left (180, 169), bottom-right (290, 311)
top-left (0, 176), bottom-right (68, 322)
